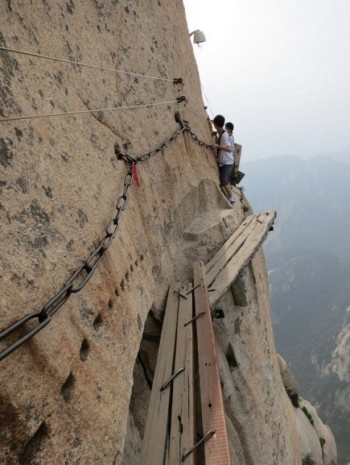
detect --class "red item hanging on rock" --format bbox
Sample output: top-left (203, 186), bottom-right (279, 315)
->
top-left (132, 163), bottom-right (141, 187)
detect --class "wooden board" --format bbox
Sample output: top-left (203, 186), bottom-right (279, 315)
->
top-left (193, 262), bottom-right (232, 465)
top-left (167, 283), bottom-right (195, 465)
top-left (205, 214), bottom-right (257, 284)
top-left (206, 211), bottom-right (276, 307)
top-left (140, 282), bottom-right (180, 465)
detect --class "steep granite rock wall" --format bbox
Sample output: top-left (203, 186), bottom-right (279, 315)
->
top-left (0, 1), bottom-right (336, 465)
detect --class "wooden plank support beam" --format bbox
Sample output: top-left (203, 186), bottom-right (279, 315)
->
top-left (206, 210), bottom-right (276, 307)
top-left (167, 283), bottom-right (195, 465)
top-left (140, 282), bottom-right (181, 465)
top-left (193, 262), bottom-right (232, 465)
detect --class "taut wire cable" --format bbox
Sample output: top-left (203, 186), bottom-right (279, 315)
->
top-left (0, 45), bottom-right (175, 82)
top-left (0, 99), bottom-right (181, 123)
top-left (200, 82), bottom-right (215, 118)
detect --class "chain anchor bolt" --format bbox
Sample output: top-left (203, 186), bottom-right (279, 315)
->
top-left (176, 95), bottom-right (187, 104)
top-left (173, 77), bottom-right (184, 85)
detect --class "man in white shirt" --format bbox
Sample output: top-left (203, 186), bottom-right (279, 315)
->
top-left (225, 122), bottom-right (235, 154)
top-left (212, 115), bottom-right (235, 205)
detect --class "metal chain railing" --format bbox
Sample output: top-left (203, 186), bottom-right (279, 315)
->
top-left (0, 161), bottom-right (135, 361)
top-left (0, 113), bottom-right (213, 362)
top-left (183, 121), bottom-right (213, 149)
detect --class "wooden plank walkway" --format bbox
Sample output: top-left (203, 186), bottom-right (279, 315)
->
top-left (140, 282), bottom-right (196, 465)
top-left (193, 261), bottom-right (232, 465)
top-left (205, 210), bottom-right (276, 307)
top-left (140, 211), bottom-right (276, 464)
top-left (140, 282), bottom-right (181, 465)
top-left (167, 283), bottom-right (195, 465)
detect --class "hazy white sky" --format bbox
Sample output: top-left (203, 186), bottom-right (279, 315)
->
top-left (184, 0), bottom-right (350, 161)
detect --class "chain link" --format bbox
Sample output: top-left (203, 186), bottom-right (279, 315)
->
top-left (0, 116), bottom-right (214, 362)
top-left (0, 130), bottom-right (179, 360)
top-left (183, 123), bottom-right (213, 149)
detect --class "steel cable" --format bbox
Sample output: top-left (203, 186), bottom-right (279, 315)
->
top-left (0, 45), bottom-right (176, 82)
top-left (0, 99), bottom-right (182, 123)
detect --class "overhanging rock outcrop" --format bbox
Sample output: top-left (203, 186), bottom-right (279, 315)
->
top-left (0, 2), bottom-right (336, 465)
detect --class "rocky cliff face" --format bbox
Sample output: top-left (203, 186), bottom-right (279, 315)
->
top-left (327, 322), bottom-right (350, 383)
top-left (319, 318), bottom-right (350, 464)
top-left (0, 2), bottom-right (336, 464)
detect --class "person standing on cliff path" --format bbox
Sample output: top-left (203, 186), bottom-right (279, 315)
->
top-left (225, 122), bottom-right (235, 155)
top-left (211, 115), bottom-right (235, 205)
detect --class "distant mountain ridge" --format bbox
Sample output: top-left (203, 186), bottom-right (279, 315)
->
top-left (242, 153), bottom-right (350, 465)
top-left (242, 154), bottom-right (350, 257)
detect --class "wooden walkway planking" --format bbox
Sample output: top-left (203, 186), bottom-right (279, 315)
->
top-left (193, 261), bottom-right (232, 465)
top-left (205, 214), bottom-right (257, 281)
top-left (167, 283), bottom-right (195, 465)
top-left (140, 211), bottom-right (276, 464)
top-left (205, 210), bottom-right (276, 307)
top-left (140, 282), bottom-right (180, 465)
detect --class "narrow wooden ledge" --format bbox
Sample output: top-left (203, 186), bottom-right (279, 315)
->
top-left (205, 210), bottom-right (276, 307)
